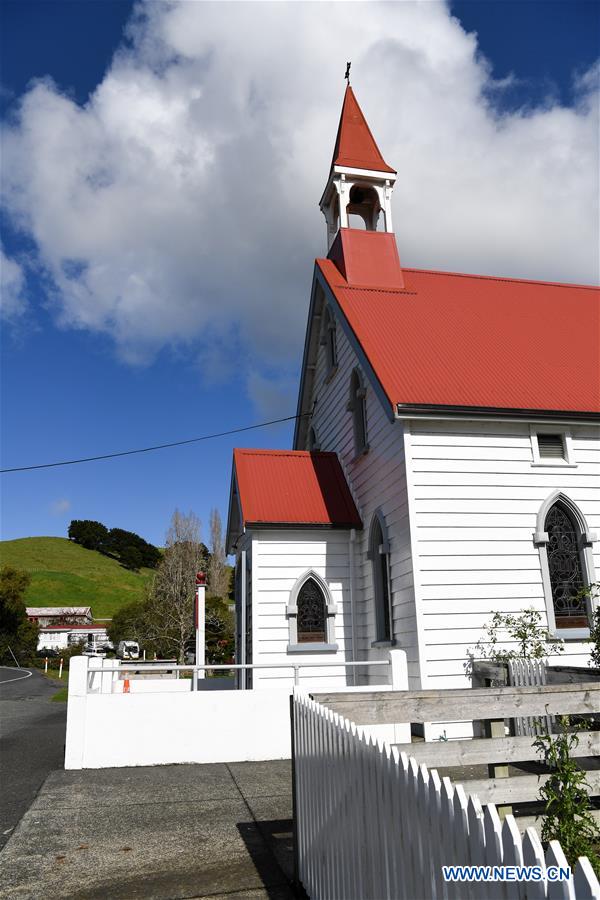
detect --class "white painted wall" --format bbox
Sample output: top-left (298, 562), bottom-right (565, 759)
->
top-left (65, 652), bottom-right (409, 769)
top-left (249, 529), bottom-right (355, 691)
top-left (304, 305), bottom-right (421, 686)
top-left (404, 419), bottom-right (599, 719)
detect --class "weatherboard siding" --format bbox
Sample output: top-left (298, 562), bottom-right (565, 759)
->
top-left (249, 530), bottom-right (353, 690)
top-left (405, 419), bottom-right (600, 693)
top-left (306, 313), bottom-right (421, 687)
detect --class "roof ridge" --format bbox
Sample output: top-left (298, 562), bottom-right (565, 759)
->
top-left (235, 448), bottom-right (336, 457)
top-left (403, 267), bottom-right (599, 291)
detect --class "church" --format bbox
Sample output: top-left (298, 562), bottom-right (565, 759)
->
top-left (225, 83), bottom-right (600, 697)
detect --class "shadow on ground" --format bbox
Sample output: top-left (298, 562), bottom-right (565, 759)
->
top-left (0, 761), bottom-right (298, 900)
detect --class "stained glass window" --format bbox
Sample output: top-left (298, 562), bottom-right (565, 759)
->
top-left (297, 578), bottom-right (327, 643)
top-left (545, 503), bottom-right (586, 626)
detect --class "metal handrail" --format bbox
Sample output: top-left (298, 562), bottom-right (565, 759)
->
top-left (97, 660), bottom-right (391, 672)
top-left (86, 658), bottom-right (391, 689)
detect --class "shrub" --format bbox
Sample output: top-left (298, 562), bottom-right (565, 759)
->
top-left (534, 717), bottom-right (600, 875)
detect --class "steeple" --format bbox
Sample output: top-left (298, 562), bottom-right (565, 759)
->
top-left (320, 85), bottom-right (397, 250)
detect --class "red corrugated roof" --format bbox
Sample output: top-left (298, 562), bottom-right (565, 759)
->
top-left (233, 449), bottom-right (362, 528)
top-left (331, 85), bottom-right (395, 174)
top-left (328, 229), bottom-right (404, 289)
top-left (318, 257), bottom-right (600, 414)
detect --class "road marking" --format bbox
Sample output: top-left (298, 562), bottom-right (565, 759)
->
top-left (0, 667), bottom-right (33, 685)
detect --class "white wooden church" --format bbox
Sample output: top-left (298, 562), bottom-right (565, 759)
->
top-left (226, 84), bottom-right (600, 697)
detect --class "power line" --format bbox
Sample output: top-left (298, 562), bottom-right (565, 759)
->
top-left (1, 413), bottom-right (307, 474)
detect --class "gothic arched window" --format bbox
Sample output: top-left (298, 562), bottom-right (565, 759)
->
top-left (308, 427), bottom-right (320, 451)
top-left (347, 368), bottom-right (368, 456)
top-left (535, 493), bottom-right (597, 634)
top-left (297, 578), bottom-right (327, 643)
top-left (545, 503), bottom-right (587, 627)
top-left (369, 512), bottom-right (393, 644)
top-left (286, 571), bottom-right (338, 651)
top-left (322, 306), bottom-right (337, 375)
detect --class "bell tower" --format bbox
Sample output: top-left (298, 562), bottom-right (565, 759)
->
top-left (320, 83), bottom-right (396, 250)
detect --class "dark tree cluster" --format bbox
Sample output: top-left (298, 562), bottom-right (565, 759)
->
top-left (68, 520), bottom-right (161, 571)
top-left (0, 566), bottom-right (38, 664)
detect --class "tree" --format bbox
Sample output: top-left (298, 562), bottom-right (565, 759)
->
top-left (108, 599), bottom-right (152, 649)
top-left (119, 545), bottom-right (143, 572)
top-left (0, 566), bottom-right (38, 663)
top-left (107, 528), bottom-right (161, 569)
top-left (208, 508), bottom-right (229, 600)
top-left (144, 510), bottom-right (209, 663)
top-left (205, 596), bottom-right (235, 665)
top-left (68, 519), bottom-right (109, 552)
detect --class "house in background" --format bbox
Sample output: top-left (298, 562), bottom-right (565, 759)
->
top-left (226, 84), bottom-right (600, 714)
top-left (27, 606), bottom-right (93, 627)
top-left (36, 623), bottom-right (109, 653)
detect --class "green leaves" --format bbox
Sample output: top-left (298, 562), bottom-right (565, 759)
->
top-left (533, 716), bottom-right (600, 876)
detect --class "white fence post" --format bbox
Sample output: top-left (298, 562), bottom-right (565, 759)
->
top-left (64, 655), bottom-right (88, 770)
top-left (389, 649), bottom-right (410, 743)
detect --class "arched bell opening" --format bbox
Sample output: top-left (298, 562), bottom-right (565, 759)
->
top-left (346, 184), bottom-right (381, 231)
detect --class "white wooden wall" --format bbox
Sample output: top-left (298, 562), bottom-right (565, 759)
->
top-left (249, 529), bottom-right (354, 691)
top-left (305, 312), bottom-right (422, 686)
top-left (404, 420), bottom-right (599, 695)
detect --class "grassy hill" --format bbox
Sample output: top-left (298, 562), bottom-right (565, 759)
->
top-left (0, 537), bottom-right (154, 619)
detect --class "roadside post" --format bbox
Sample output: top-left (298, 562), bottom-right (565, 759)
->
top-left (44, 657), bottom-right (48, 673)
top-left (58, 658), bottom-right (63, 679)
top-left (194, 572), bottom-right (206, 690)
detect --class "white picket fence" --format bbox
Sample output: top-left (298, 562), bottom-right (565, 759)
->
top-left (508, 659), bottom-right (552, 736)
top-left (292, 690), bottom-right (600, 900)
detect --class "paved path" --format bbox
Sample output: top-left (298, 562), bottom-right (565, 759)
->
top-left (0, 760), bottom-right (296, 899)
top-left (0, 667), bottom-right (67, 850)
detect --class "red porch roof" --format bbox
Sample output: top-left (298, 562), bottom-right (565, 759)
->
top-left (233, 449), bottom-right (361, 528)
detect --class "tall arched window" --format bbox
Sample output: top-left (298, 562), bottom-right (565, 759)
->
top-left (286, 571), bottom-right (338, 651)
top-left (322, 306), bottom-right (337, 375)
top-left (369, 512), bottom-right (392, 644)
top-left (347, 368), bottom-right (368, 456)
top-left (535, 492), bottom-right (597, 634)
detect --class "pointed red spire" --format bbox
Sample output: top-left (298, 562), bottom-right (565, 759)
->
top-left (331, 85), bottom-right (395, 174)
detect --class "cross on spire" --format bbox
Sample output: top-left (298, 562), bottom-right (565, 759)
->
top-left (345, 62), bottom-right (351, 83)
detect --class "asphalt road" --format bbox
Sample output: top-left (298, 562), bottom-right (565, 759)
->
top-left (0, 666), bottom-right (67, 850)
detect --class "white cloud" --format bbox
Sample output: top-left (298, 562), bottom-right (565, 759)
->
top-left (247, 370), bottom-right (298, 420)
top-left (0, 245), bottom-right (27, 319)
top-left (50, 498), bottom-right (71, 515)
top-left (1, 1), bottom-right (598, 386)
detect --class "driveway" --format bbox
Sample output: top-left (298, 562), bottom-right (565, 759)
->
top-left (0, 760), bottom-right (296, 899)
top-left (0, 667), bottom-right (67, 849)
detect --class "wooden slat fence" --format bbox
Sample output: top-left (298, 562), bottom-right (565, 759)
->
top-left (292, 691), bottom-right (600, 900)
top-left (508, 659), bottom-right (551, 737)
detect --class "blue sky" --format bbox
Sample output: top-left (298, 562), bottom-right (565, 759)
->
top-left (1, 1), bottom-right (598, 549)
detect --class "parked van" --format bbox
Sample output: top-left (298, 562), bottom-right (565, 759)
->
top-left (117, 640), bottom-right (140, 660)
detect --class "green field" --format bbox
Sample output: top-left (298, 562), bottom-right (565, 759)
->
top-left (0, 537), bottom-right (153, 618)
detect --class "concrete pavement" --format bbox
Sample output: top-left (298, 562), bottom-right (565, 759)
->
top-left (0, 761), bottom-right (296, 899)
top-left (0, 667), bottom-right (67, 850)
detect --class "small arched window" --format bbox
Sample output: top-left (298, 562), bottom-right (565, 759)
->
top-left (535, 493), bottom-right (598, 634)
top-left (321, 306), bottom-right (337, 375)
top-left (347, 368), bottom-right (368, 456)
top-left (297, 578), bottom-right (327, 643)
top-left (286, 571), bottom-right (338, 651)
top-left (369, 512), bottom-right (392, 644)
